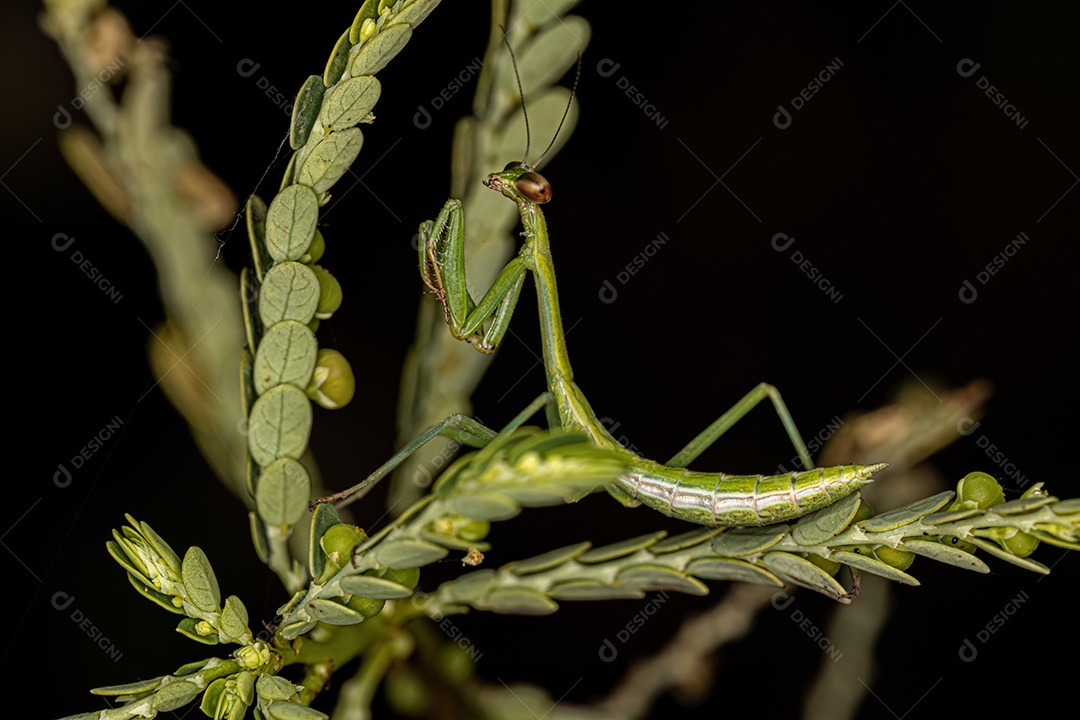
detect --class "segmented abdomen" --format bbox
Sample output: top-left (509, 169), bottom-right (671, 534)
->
top-left (616, 461), bottom-right (886, 527)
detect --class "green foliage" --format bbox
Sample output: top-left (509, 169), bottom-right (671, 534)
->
top-left (429, 474), bottom-right (1078, 611)
top-left (275, 428), bottom-right (628, 638)
top-left (46, 2), bottom-right (1079, 719)
top-left (242, 0), bottom-right (440, 593)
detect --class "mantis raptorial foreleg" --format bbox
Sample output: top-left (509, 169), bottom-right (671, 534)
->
top-left (419, 199), bottom-right (528, 354)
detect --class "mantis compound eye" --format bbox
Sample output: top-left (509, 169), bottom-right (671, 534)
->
top-left (504, 160), bottom-right (524, 171)
top-left (515, 171), bottom-right (552, 203)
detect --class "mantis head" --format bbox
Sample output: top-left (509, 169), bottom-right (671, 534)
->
top-left (483, 161), bottom-right (552, 204)
top-left (487, 37), bottom-right (577, 206)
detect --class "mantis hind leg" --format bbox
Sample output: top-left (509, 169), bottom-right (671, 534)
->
top-left (313, 413), bottom-right (501, 510)
top-left (313, 393), bottom-right (558, 510)
top-left (665, 382), bottom-right (815, 470)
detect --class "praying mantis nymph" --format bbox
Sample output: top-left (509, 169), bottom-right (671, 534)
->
top-left (418, 49), bottom-right (887, 526)
top-left (315, 53), bottom-right (885, 526)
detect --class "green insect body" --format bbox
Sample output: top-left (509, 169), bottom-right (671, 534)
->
top-left (417, 162), bottom-right (885, 527)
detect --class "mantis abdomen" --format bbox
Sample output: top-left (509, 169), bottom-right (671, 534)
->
top-left (615, 459), bottom-right (883, 527)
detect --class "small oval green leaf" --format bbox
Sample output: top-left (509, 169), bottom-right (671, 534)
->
top-left (349, 0), bottom-right (380, 44)
top-left (860, 491), bottom-right (955, 532)
top-left (967, 537), bottom-right (1051, 573)
top-left (503, 541), bottom-right (591, 575)
top-left (249, 511), bottom-right (270, 564)
top-left (219, 595), bottom-right (251, 644)
top-left (321, 76), bottom-right (381, 132)
top-left (254, 320), bottom-right (318, 395)
top-left (245, 194), bottom-right (270, 283)
top-left (241, 346), bottom-right (256, 415)
top-left (248, 384), bottom-right (313, 467)
top-left (689, 557), bottom-right (785, 587)
top-left (259, 262), bottom-right (320, 327)
top-left (761, 551), bottom-right (849, 602)
top-left (201, 677), bottom-right (227, 717)
top-left (481, 587), bottom-right (558, 615)
top-left (324, 30), bottom-right (353, 87)
top-left (297, 127), bottom-right (364, 194)
top-left (256, 457), bottom-right (312, 526)
top-left (339, 574), bottom-right (414, 599)
top-left (441, 569), bottom-right (497, 604)
top-left (174, 659), bottom-right (211, 676)
top-left (447, 493), bottom-right (521, 521)
top-left (920, 507), bottom-right (984, 526)
top-left (1053, 498), bottom-right (1080, 515)
top-left (904, 538), bottom-right (990, 573)
top-left (833, 550), bottom-right (920, 585)
top-left (290, 75), bottom-right (325, 150)
top-left (547, 581), bottom-right (646, 601)
top-left (309, 502), bottom-right (341, 580)
top-left (306, 598), bottom-right (366, 625)
top-left (232, 672), bottom-right (255, 708)
top-left (176, 617), bottom-right (219, 645)
top-left (267, 700), bottom-right (329, 720)
top-left (393, 0), bottom-right (441, 28)
top-left (616, 564), bottom-right (709, 595)
top-left (152, 679), bottom-right (201, 712)
top-left (577, 531), bottom-right (667, 564)
top-left (710, 525), bottom-right (790, 558)
top-left (265, 184), bottom-right (319, 262)
top-left (792, 492), bottom-right (862, 546)
top-left (257, 675), bottom-right (299, 702)
top-left (350, 23), bottom-right (412, 77)
top-left (992, 495), bottom-right (1057, 516)
top-left (650, 528), bottom-right (719, 554)
top-left (279, 620), bottom-right (318, 641)
top-left (181, 546), bottom-right (221, 613)
top-left (374, 538), bottom-right (448, 569)
top-left (91, 677), bottom-right (164, 696)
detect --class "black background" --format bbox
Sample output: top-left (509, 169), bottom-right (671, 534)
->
top-left (6, 2), bottom-right (1078, 719)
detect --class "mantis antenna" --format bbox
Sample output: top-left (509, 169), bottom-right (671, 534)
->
top-left (500, 29), bottom-right (583, 170)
